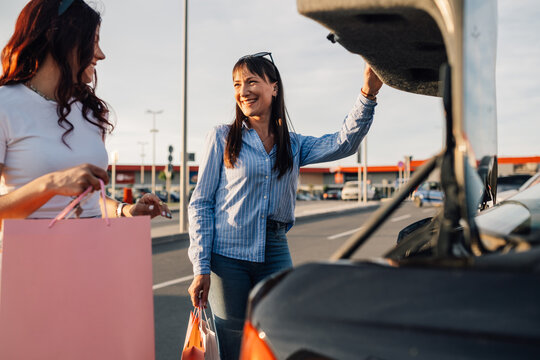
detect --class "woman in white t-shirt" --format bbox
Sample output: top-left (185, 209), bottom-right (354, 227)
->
top-left (0, 0), bottom-right (170, 222)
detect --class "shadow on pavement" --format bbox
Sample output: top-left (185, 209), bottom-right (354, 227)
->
top-left (152, 239), bottom-right (189, 255)
top-left (154, 294), bottom-right (190, 360)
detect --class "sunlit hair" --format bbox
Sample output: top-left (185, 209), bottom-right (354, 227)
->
top-left (0, 0), bottom-right (113, 145)
top-left (225, 56), bottom-right (293, 178)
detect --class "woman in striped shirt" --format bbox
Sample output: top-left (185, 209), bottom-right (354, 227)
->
top-left (188, 52), bottom-right (383, 359)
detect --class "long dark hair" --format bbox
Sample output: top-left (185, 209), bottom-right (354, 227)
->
top-left (225, 55), bottom-right (293, 178)
top-left (0, 0), bottom-right (113, 145)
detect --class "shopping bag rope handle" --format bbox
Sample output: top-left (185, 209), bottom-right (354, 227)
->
top-left (48, 179), bottom-right (110, 228)
top-left (198, 305), bottom-right (214, 332)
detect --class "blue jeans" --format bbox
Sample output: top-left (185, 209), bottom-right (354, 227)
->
top-left (208, 220), bottom-right (292, 360)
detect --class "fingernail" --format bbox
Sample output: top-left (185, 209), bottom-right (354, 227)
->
top-left (149, 205), bottom-right (154, 210)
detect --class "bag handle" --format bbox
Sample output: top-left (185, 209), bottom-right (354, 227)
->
top-left (200, 305), bottom-right (214, 332)
top-left (48, 179), bottom-right (110, 228)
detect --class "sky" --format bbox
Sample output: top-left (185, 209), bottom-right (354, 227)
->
top-left (1, 0), bottom-right (539, 170)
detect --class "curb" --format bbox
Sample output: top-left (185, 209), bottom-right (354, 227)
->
top-left (151, 203), bottom-right (380, 246)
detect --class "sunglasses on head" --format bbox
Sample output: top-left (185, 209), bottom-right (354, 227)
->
top-left (239, 52), bottom-right (276, 67)
top-left (58, 0), bottom-right (76, 15)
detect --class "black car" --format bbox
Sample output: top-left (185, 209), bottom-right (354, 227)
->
top-left (322, 188), bottom-right (341, 200)
top-left (239, 1), bottom-right (540, 359)
top-left (497, 174), bottom-right (532, 193)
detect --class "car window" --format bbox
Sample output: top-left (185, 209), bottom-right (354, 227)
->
top-left (343, 182), bottom-right (356, 189)
top-left (429, 182), bottom-right (440, 190)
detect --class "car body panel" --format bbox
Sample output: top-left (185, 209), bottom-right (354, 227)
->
top-left (297, 0), bottom-right (448, 97)
top-left (251, 262), bottom-right (540, 360)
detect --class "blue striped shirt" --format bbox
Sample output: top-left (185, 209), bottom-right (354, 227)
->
top-left (188, 94), bottom-right (376, 274)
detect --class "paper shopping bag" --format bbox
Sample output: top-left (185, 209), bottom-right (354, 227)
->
top-left (182, 309), bottom-right (205, 360)
top-left (0, 215), bottom-right (155, 360)
top-left (201, 308), bottom-right (220, 360)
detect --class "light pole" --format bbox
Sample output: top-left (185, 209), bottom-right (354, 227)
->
top-left (357, 147), bottom-right (362, 204)
top-left (110, 150), bottom-right (119, 199)
top-left (179, 0), bottom-right (189, 233)
top-left (137, 141), bottom-right (148, 185)
top-left (146, 109), bottom-right (163, 194)
top-left (362, 137), bottom-right (368, 204)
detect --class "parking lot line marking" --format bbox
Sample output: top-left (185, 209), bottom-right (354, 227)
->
top-left (390, 214), bottom-right (412, 222)
top-left (327, 226), bottom-right (364, 240)
top-left (153, 275), bottom-right (193, 291)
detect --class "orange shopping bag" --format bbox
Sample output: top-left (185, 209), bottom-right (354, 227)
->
top-left (0, 182), bottom-right (155, 360)
top-left (181, 307), bottom-right (205, 360)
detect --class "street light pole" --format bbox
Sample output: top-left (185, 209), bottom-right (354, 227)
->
top-left (146, 109), bottom-right (163, 194)
top-left (362, 137), bottom-right (368, 204)
top-left (357, 147), bottom-right (362, 204)
top-left (180, 0), bottom-right (189, 233)
top-left (110, 151), bottom-right (119, 199)
top-left (137, 141), bottom-right (148, 185)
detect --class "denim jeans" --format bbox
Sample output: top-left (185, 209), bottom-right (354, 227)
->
top-left (208, 220), bottom-right (292, 360)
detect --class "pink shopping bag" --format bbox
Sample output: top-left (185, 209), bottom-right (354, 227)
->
top-left (0, 187), bottom-right (155, 360)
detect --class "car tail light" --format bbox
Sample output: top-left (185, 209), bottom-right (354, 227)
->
top-left (239, 321), bottom-right (277, 360)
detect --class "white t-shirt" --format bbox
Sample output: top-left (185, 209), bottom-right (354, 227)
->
top-left (0, 84), bottom-right (108, 218)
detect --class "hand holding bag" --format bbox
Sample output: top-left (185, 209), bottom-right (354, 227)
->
top-left (0, 181), bottom-right (155, 360)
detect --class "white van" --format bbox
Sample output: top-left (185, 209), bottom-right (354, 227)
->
top-left (340, 181), bottom-right (376, 200)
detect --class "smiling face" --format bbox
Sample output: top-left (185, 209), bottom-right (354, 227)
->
top-left (233, 66), bottom-right (277, 121)
top-left (81, 26), bottom-right (105, 84)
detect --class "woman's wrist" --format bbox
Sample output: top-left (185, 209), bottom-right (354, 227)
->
top-left (41, 172), bottom-right (61, 197)
top-left (361, 87), bottom-right (378, 101)
top-left (116, 202), bottom-right (131, 217)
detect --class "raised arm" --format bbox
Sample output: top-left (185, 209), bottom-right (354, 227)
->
top-left (299, 64), bottom-right (383, 166)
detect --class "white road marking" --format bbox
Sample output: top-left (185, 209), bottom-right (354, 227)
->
top-left (327, 226), bottom-right (364, 240)
top-left (390, 214), bottom-right (412, 222)
top-left (153, 275), bottom-right (193, 291)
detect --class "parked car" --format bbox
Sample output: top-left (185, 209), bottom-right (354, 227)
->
top-left (496, 173), bottom-right (533, 200)
top-left (412, 181), bottom-right (443, 207)
top-left (132, 187), bottom-right (152, 202)
top-left (295, 192), bottom-right (311, 201)
top-left (340, 180), bottom-right (376, 200)
top-left (322, 188), bottom-right (341, 200)
top-left (239, 1), bottom-right (540, 359)
top-left (105, 187), bottom-right (124, 202)
top-left (296, 191), bottom-right (318, 201)
top-left (497, 174), bottom-right (532, 192)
